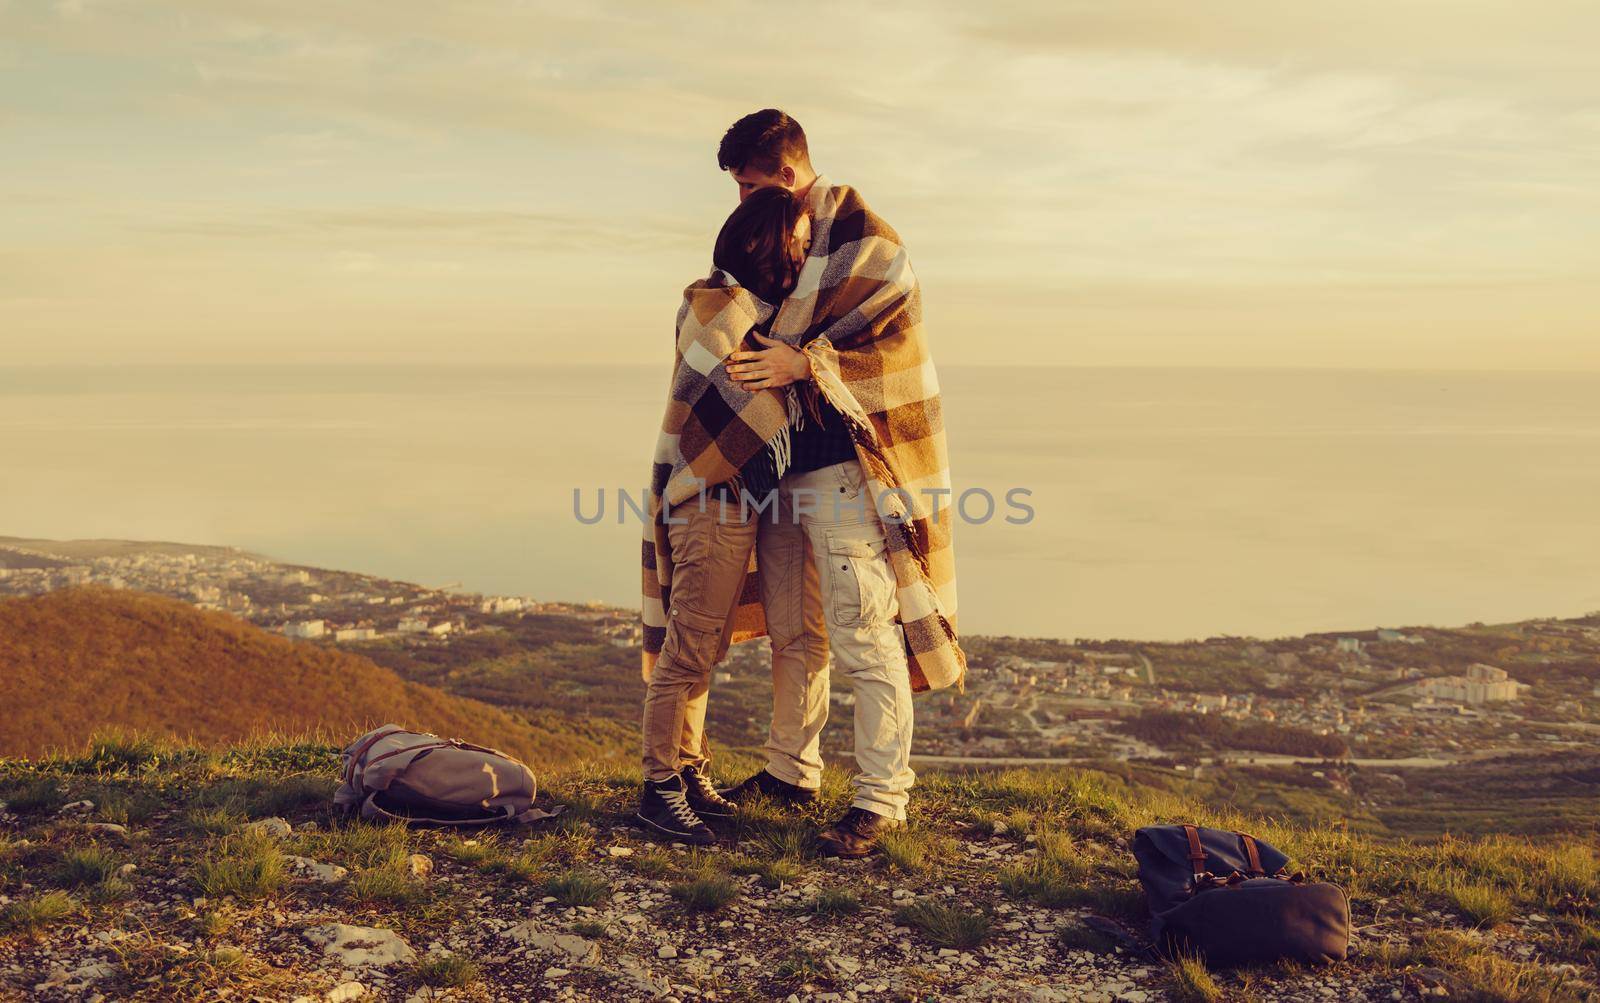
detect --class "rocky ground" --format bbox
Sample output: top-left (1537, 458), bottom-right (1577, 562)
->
top-left (2, 742), bottom-right (1596, 1002)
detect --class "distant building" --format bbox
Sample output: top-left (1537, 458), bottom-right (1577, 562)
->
top-left (1336, 637), bottom-right (1362, 654)
top-left (481, 597), bottom-right (527, 615)
top-left (1193, 693), bottom-right (1229, 713)
top-left (427, 622), bottom-right (454, 637)
top-left (334, 627), bottom-right (377, 642)
top-left (285, 619), bottom-right (326, 639)
top-left (396, 617), bottom-right (428, 634)
top-left (1415, 663), bottom-right (1525, 705)
top-left (1375, 629), bottom-right (1403, 642)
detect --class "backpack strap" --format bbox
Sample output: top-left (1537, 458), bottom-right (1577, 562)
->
top-left (343, 727), bottom-right (406, 788)
top-left (1235, 831), bottom-right (1266, 877)
top-left (1181, 824), bottom-right (1208, 883)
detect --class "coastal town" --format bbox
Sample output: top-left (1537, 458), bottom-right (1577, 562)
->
top-left (3, 536), bottom-right (1597, 768)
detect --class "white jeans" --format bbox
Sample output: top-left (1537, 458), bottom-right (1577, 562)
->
top-left (755, 460), bottom-right (915, 820)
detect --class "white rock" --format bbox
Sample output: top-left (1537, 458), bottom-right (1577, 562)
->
top-left (657, 945), bottom-right (679, 959)
top-left (302, 924), bottom-right (416, 969)
top-left (327, 982), bottom-right (365, 1002)
top-left (285, 856), bottom-right (349, 883)
top-left (70, 962), bottom-right (115, 982)
top-left (247, 817), bottom-right (292, 838)
top-left (60, 800), bottom-right (96, 815)
top-left (84, 823), bottom-right (128, 836)
top-left (606, 845), bottom-right (634, 857)
top-left (503, 923), bottom-right (600, 965)
top-left (407, 854), bottom-right (434, 878)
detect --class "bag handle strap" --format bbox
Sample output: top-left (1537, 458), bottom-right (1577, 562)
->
top-left (1235, 831), bottom-right (1266, 877)
top-left (343, 727), bottom-right (406, 788)
top-left (362, 793), bottom-right (567, 827)
top-left (1181, 824), bottom-right (1208, 884)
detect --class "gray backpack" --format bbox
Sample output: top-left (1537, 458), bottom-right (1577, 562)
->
top-left (334, 725), bottom-right (562, 826)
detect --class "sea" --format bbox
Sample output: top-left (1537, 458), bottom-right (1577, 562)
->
top-left (3, 364), bottom-right (1598, 641)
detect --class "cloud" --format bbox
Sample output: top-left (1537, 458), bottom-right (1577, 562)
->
top-left (0, 0), bottom-right (1596, 366)
top-left (127, 204), bottom-right (702, 254)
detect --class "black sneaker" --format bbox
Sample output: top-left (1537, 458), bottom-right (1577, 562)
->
top-left (718, 769), bottom-right (818, 808)
top-left (634, 774), bottom-right (715, 845)
top-left (681, 764), bottom-right (736, 819)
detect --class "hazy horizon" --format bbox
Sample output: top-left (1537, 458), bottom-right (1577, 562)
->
top-left (5, 363), bottom-right (1598, 642)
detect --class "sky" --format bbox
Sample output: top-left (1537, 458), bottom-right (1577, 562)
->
top-left (3, 0), bottom-right (1598, 370)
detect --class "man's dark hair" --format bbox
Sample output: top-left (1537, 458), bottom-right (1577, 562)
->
top-left (712, 186), bottom-right (803, 303)
top-left (717, 108), bottom-right (809, 174)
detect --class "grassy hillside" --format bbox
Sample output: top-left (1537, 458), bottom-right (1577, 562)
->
top-left (0, 588), bottom-right (626, 767)
top-left (0, 740), bottom-right (1595, 1001)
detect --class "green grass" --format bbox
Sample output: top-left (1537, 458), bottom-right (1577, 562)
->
top-left (742, 815), bottom-right (817, 861)
top-left (111, 934), bottom-right (299, 998)
top-left (5, 735), bottom-right (1600, 999)
top-left (184, 805), bottom-right (246, 836)
top-left (894, 899), bottom-right (992, 949)
top-left (194, 830), bottom-right (286, 900)
top-left (727, 853), bottom-right (803, 889)
top-left (998, 830), bottom-right (1101, 908)
top-left (799, 887), bottom-right (862, 916)
top-left (671, 869), bottom-right (740, 913)
top-left (544, 868), bottom-right (610, 906)
top-left (774, 947), bottom-right (828, 985)
top-left (86, 876), bottom-right (133, 903)
top-left (77, 730), bottom-right (167, 774)
top-left (1447, 881), bottom-right (1517, 929)
top-left (496, 845), bottom-right (552, 883)
top-left (192, 909), bottom-right (234, 940)
top-left (627, 848), bottom-right (677, 878)
top-left (0, 776), bottom-right (63, 814)
top-left (442, 835), bottom-right (505, 869)
top-left (878, 827), bottom-right (952, 874)
top-left (0, 890), bottom-right (76, 935)
top-left (347, 867), bottom-right (424, 906)
top-left (412, 953), bottom-right (480, 988)
top-left (55, 843), bottom-right (121, 887)
top-left (1168, 952), bottom-right (1224, 1003)
top-left (1403, 930), bottom-right (1585, 1003)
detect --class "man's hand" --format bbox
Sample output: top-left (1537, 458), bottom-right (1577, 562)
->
top-left (724, 333), bottom-right (811, 391)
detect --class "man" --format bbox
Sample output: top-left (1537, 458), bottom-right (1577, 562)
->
top-left (711, 109), bottom-right (966, 858)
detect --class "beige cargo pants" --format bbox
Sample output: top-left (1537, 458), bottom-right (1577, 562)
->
top-left (756, 460), bottom-right (915, 820)
top-left (640, 495), bottom-right (757, 783)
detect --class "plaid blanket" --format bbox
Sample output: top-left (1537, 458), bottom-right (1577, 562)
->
top-left (642, 178), bottom-right (965, 693)
top-left (640, 273), bottom-right (791, 678)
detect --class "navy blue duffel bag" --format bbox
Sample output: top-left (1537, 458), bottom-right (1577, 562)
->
top-left (1133, 824), bottom-right (1350, 967)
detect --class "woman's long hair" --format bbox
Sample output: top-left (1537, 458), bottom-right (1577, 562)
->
top-left (712, 186), bottom-right (805, 303)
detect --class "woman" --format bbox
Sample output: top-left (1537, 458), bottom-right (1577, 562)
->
top-left (636, 186), bottom-right (811, 844)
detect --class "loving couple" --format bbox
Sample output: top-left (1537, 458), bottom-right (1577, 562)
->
top-left (637, 110), bottom-right (965, 858)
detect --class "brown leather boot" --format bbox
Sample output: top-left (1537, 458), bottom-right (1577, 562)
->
top-left (816, 806), bottom-right (903, 859)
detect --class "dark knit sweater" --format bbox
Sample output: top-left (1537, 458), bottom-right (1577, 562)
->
top-left (715, 387), bottom-right (856, 505)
